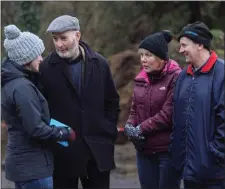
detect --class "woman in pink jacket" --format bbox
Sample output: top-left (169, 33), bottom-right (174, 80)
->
top-left (125, 30), bottom-right (181, 189)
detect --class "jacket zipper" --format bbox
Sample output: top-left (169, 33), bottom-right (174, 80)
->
top-left (147, 83), bottom-right (152, 118)
top-left (147, 82), bottom-right (156, 154)
top-left (184, 76), bottom-right (195, 174)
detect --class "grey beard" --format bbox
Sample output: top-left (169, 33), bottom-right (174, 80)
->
top-left (56, 47), bottom-right (80, 60)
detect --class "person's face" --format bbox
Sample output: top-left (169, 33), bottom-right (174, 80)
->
top-left (138, 48), bottom-right (165, 73)
top-left (52, 30), bottom-right (81, 59)
top-left (25, 55), bottom-right (43, 72)
top-left (179, 36), bottom-right (202, 64)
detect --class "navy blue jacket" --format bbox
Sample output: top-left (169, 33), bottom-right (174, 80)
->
top-left (1, 59), bottom-right (70, 182)
top-left (171, 51), bottom-right (225, 181)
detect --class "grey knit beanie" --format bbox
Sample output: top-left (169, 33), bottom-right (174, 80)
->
top-left (4, 25), bottom-right (45, 65)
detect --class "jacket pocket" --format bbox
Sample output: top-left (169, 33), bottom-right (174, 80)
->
top-left (41, 144), bottom-right (53, 167)
top-left (197, 143), bottom-right (225, 179)
top-left (40, 143), bottom-right (49, 166)
top-left (100, 119), bottom-right (118, 141)
top-left (208, 143), bottom-right (225, 167)
top-left (85, 138), bottom-right (115, 171)
top-left (43, 150), bottom-right (49, 166)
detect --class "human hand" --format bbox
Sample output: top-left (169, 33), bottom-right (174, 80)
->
top-left (59, 127), bottom-right (76, 142)
top-left (124, 124), bottom-right (145, 140)
top-left (67, 127), bottom-right (76, 142)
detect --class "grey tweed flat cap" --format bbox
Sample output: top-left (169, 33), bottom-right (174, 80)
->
top-left (47, 15), bottom-right (80, 33)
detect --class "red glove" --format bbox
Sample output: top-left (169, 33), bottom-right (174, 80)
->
top-left (67, 127), bottom-right (76, 141)
top-left (59, 127), bottom-right (76, 142)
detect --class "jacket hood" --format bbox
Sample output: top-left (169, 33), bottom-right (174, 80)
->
top-left (135, 59), bottom-right (181, 83)
top-left (166, 59), bottom-right (181, 73)
top-left (1, 58), bottom-right (25, 87)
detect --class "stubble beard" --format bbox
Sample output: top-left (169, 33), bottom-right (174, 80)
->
top-left (56, 39), bottom-right (80, 60)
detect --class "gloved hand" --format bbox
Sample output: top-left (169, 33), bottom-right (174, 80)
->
top-left (59, 127), bottom-right (76, 142)
top-left (124, 123), bottom-right (145, 140)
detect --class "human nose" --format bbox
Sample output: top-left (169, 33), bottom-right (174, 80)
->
top-left (179, 46), bottom-right (184, 54)
top-left (141, 55), bottom-right (147, 63)
top-left (54, 39), bottom-right (63, 49)
top-left (39, 56), bottom-right (43, 62)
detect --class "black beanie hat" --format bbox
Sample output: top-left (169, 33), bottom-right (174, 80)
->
top-left (139, 30), bottom-right (173, 61)
top-left (178, 21), bottom-right (213, 50)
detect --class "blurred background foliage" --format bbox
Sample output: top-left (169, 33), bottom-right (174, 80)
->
top-left (1, 1), bottom-right (224, 144)
top-left (1, 1), bottom-right (224, 60)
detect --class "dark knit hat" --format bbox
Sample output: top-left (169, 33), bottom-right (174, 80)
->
top-left (178, 21), bottom-right (213, 49)
top-left (139, 30), bottom-right (173, 61)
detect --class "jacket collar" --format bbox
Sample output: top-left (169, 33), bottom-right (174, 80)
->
top-left (48, 40), bottom-right (98, 64)
top-left (187, 51), bottom-right (218, 76)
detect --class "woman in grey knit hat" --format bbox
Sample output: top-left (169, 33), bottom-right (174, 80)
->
top-left (1, 25), bottom-right (76, 189)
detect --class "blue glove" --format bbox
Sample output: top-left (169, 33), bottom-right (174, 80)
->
top-left (124, 124), bottom-right (145, 140)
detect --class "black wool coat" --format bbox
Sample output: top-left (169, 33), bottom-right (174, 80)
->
top-left (39, 41), bottom-right (120, 177)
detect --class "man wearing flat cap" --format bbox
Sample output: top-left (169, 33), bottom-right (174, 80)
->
top-left (39, 15), bottom-right (120, 189)
top-left (170, 21), bottom-right (225, 188)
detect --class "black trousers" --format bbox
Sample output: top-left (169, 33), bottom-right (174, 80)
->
top-left (53, 159), bottom-right (110, 189)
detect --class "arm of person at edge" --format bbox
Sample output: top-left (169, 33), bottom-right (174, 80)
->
top-left (208, 71), bottom-right (225, 165)
top-left (140, 73), bottom-right (180, 135)
top-left (14, 83), bottom-right (75, 142)
top-left (104, 60), bottom-right (120, 141)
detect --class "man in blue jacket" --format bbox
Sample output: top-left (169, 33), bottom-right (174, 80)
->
top-left (171, 21), bottom-right (225, 189)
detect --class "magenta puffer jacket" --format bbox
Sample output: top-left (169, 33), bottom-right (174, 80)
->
top-left (127, 59), bottom-right (181, 154)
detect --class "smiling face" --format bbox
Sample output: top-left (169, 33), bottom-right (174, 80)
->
top-left (52, 30), bottom-right (81, 59)
top-left (179, 36), bottom-right (202, 64)
top-left (138, 48), bottom-right (165, 73)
